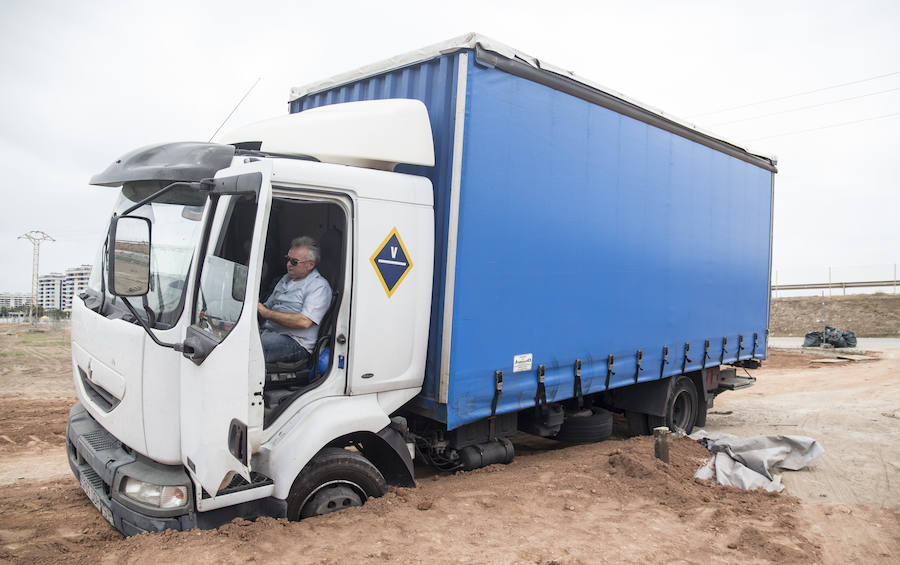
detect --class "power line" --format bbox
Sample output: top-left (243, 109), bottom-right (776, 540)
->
top-left (691, 70), bottom-right (900, 118)
top-left (711, 86), bottom-right (900, 126)
top-left (746, 111), bottom-right (900, 141)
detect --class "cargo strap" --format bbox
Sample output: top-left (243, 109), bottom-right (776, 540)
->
top-left (682, 342), bottom-right (692, 373)
top-left (634, 350), bottom-right (643, 383)
top-left (489, 370), bottom-right (503, 440)
top-left (659, 345), bottom-right (669, 379)
top-left (534, 364), bottom-right (548, 418)
top-left (573, 359), bottom-right (584, 410)
top-left (737, 334), bottom-right (745, 361)
top-left (702, 339), bottom-right (710, 369)
top-left (605, 354), bottom-right (615, 389)
top-left (752, 333), bottom-right (758, 357)
top-left (720, 337), bottom-right (728, 364)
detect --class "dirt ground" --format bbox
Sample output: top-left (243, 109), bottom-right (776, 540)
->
top-left (0, 324), bottom-right (898, 564)
top-left (770, 293), bottom-right (900, 337)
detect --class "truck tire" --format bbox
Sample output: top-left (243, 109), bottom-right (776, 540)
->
top-left (625, 410), bottom-right (650, 436)
top-left (554, 408), bottom-right (613, 443)
top-left (286, 447), bottom-right (387, 520)
top-left (648, 376), bottom-right (699, 435)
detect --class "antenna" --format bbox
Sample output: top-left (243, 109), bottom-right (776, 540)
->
top-left (17, 230), bottom-right (54, 324)
top-left (208, 77), bottom-right (262, 142)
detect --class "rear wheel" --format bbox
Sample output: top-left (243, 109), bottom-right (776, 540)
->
top-left (286, 447), bottom-right (387, 520)
top-left (554, 408), bottom-right (613, 443)
top-left (648, 376), bottom-right (699, 434)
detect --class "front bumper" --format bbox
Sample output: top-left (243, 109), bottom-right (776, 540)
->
top-left (66, 402), bottom-right (196, 536)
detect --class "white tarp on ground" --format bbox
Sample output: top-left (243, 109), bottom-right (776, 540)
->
top-left (689, 431), bottom-right (824, 492)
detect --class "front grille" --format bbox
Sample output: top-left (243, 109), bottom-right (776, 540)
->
top-left (83, 429), bottom-right (120, 452)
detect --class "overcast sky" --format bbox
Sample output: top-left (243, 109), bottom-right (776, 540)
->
top-left (1, 0), bottom-right (898, 292)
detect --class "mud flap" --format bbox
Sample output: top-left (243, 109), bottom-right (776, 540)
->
top-left (359, 423), bottom-right (415, 488)
top-left (604, 377), bottom-right (674, 418)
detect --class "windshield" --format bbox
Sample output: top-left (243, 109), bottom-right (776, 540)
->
top-left (84, 182), bottom-right (206, 329)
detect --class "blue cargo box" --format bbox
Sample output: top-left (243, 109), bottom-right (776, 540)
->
top-left (290, 34), bottom-right (776, 430)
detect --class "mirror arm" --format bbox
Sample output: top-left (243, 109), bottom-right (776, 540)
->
top-left (120, 179), bottom-right (213, 216)
top-left (118, 173), bottom-right (258, 217)
top-left (120, 298), bottom-right (189, 353)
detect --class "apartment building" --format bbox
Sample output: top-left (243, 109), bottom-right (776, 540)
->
top-left (61, 265), bottom-right (92, 311)
top-left (0, 293), bottom-right (31, 309)
top-left (38, 273), bottom-right (65, 311)
top-left (37, 264), bottom-right (92, 312)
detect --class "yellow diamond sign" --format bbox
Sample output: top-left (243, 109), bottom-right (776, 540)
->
top-left (369, 227), bottom-right (413, 297)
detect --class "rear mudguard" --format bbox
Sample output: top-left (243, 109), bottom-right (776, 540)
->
top-left (605, 371), bottom-right (709, 421)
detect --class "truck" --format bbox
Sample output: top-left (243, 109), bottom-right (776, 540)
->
top-left (66, 34), bottom-right (775, 535)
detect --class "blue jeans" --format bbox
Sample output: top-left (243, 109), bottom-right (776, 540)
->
top-left (261, 331), bottom-right (310, 364)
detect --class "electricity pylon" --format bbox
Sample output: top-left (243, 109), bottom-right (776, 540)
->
top-left (18, 230), bottom-right (54, 324)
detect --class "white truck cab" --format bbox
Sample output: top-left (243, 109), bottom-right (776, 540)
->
top-left (67, 100), bottom-right (435, 533)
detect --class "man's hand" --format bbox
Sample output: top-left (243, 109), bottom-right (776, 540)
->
top-left (257, 302), bottom-right (314, 329)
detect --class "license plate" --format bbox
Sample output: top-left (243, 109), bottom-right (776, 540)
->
top-left (80, 474), bottom-right (114, 526)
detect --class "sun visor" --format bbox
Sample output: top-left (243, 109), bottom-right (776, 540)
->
top-left (90, 142), bottom-right (236, 187)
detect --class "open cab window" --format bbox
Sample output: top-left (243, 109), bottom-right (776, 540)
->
top-left (194, 196), bottom-right (257, 341)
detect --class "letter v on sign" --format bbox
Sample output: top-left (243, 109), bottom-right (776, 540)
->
top-left (369, 227), bottom-right (413, 297)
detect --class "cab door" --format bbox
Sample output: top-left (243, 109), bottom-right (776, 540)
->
top-left (178, 162), bottom-right (271, 496)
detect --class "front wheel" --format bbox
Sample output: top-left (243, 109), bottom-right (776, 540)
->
top-left (648, 376), bottom-right (699, 435)
top-left (286, 447), bottom-right (387, 520)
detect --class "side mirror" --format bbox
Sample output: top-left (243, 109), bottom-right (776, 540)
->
top-left (107, 215), bottom-right (152, 297)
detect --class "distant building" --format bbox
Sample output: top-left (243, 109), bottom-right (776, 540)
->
top-left (62, 265), bottom-right (92, 312)
top-left (38, 264), bottom-right (93, 312)
top-left (38, 273), bottom-right (65, 311)
top-left (0, 293), bottom-right (31, 309)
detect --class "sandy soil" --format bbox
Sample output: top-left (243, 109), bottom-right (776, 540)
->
top-left (0, 324), bottom-right (898, 564)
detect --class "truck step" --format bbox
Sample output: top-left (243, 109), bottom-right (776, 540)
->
top-left (717, 373), bottom-right (756, 391)
top-left (201, 472), bottom-right (274, 499)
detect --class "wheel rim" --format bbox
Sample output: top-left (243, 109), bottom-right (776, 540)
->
top-left (303, 484), bottom-right (363, 517)
top-left (671, 390), bottom-right (694, 433)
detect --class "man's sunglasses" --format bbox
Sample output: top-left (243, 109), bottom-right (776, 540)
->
top-left (285, 256), bottom-right (312, 266)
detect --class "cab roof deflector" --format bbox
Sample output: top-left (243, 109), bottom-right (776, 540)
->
top-left (215, 99), bottom-right (435, 171)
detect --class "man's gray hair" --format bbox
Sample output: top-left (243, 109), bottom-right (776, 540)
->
top-left (290, 236), bottom-right (320, 264)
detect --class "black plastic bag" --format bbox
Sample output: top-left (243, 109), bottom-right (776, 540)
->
top-left (803, 331), bottom-right (823, 347)
top-left (803, 326), bottom-right (857, 348)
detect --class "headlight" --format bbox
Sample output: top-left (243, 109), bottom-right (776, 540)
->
top-left (121, 477), bottom-right (189, 509)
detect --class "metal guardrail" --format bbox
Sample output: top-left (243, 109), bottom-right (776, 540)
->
top-left (772, 280), bottom-right (897, 291)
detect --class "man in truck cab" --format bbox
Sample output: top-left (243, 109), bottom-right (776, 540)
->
top-left (257, 236), bottom-right (332, 363)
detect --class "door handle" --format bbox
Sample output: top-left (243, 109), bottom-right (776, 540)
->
top-left (181, 336), bottom-right (208, 364)
top-left (181, 326), bottom-right (218, 365)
